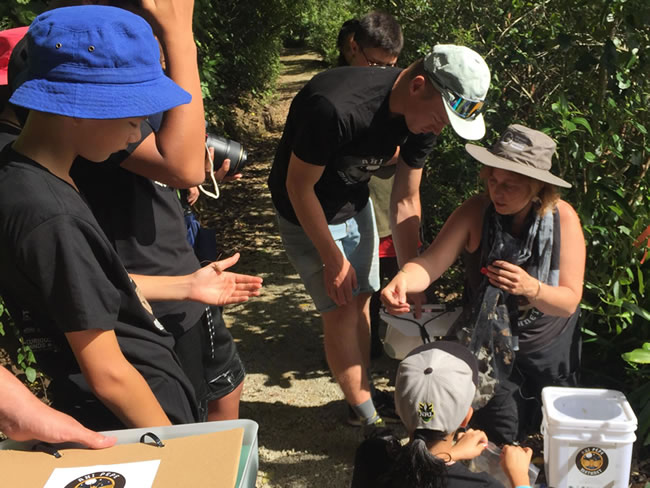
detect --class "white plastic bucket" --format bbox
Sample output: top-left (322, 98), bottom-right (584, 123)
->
top-left (380, 305), bottom-right (461, 360)
top-left (541, 387), bottom-right (638, 488)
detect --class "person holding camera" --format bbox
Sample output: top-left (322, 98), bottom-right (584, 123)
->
top-left (47, 0), bottom-right (260, 422)
top-left (268, 44), bottom-right (491, 433)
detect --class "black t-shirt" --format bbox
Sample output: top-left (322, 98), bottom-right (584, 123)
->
top-left (70, 120), bottom-right (206, 337)
top-left (268, 66), bottom-right (436, 225)
top-left (0, 121), bottom-right (20, 148)
top-left (351, 436), bottom-right (504, 488)
top-left (0, 145), bottom-right (197, 428)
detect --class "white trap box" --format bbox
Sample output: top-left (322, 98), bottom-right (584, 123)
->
top-left (0, 419), bottom-right (259, 488)
top-left (541, 387), bottom-right (637, 488)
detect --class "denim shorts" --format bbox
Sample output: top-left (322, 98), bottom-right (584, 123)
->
top-left (277, 200), bottom-right (380, 313)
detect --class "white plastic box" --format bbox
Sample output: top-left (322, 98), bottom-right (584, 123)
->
top-left (0, 419), bottom-right (259, 488)
top-left (541, 387), bottom-right (637, 488)
top-left (380, 305), bottom-right (461, 360)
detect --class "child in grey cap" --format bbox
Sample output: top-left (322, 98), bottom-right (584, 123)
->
top-left (351, 341), bottom-right (533, 488)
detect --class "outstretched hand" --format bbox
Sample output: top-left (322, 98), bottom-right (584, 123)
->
top-left (188, 253), bottom-right (263, 305)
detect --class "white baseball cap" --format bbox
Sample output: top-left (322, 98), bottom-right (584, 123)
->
top-left (396, 341), bottom-right (479, 434)
top-left (423, 44), bottom-right (490, 140)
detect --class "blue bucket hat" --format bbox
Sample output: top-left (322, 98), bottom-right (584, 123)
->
top-left (10, 5), bottom-right (191, 119)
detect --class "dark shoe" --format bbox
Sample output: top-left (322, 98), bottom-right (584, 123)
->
top-left (361, 417), bottom-right (394, 440)
top-left (373, 389), bottom-right (400, 424)
top-left (346, 389), bottom-right (400, 426)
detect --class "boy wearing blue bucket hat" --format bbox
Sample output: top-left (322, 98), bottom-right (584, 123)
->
top-left (0, 5), bottom-right (201, 429)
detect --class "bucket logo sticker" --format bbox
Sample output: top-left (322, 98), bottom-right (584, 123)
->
top-left (64, 472), bottom-right (126, 488)
top-left (575, 447), bottom-right (609, 476)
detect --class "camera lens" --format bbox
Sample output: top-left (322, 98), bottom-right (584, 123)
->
top-left (205, 134), bottom-right (248, 176)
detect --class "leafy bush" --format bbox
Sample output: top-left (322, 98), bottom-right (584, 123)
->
top-left (292, 0), bottom-right (650, 444)
top-left (193, 0), bottom-right (303, 127)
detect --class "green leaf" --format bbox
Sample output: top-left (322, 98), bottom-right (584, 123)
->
top-left (571, 117), bottom-right (593, 135)
top-left (622, 302), bottom-right (650, 321)
top-left (562, 119), bottom-right (577, 133)
top-left (622, 343), bottom-right (650, 364)
top-left (584, 152), bottom-right (597, 162)
top-left (638, 267), bottom-right (645, 295)
top-left (24, 367), bottom-right (36, 383)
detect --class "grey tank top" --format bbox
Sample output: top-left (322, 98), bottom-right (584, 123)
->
top-left (461, 208), bottom-right (579, 354)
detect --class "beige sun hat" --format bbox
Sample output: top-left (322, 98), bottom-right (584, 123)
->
top-left (465, 124), bottom-right (571, 188)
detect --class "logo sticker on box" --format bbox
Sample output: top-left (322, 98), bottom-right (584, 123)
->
top-left (575, 447), bottom-right (609, 476)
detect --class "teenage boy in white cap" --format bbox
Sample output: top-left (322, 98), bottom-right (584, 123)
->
top-left (0, 5), bottom-right (260, 430)
top-left (351, 341), bottom-right (534, 487)
top-left (268, 44), bottom-right (490, 431)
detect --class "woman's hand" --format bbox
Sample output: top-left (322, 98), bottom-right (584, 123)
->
top-left (450, 428), bottom-right (488, 460)
top-left (381, 271), bottom-right (411, 315)
top-left (483, 260), bottom-right (538, 299)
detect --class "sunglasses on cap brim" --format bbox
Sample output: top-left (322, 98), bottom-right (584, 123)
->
top-left (427, 72), bottom-right (485, 120)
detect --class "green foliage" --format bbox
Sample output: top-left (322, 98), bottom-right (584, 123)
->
top-left (193, 0), bottom-right (306, 129)
top-left (294, 0), bottom-right (650, 442)
top-left (0, 297), bottom-right (38, 383)
top-left (0, 0), bottom-right (46, 28)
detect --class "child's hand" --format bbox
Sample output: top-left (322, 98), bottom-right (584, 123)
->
top-left (500, 444), bottom-right (533, 488)
top-left (188, 253), bottom-right (263, 305)
top-left (450, 428), bottom-right (488, 460)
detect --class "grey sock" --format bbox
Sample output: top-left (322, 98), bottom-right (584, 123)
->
top-left (351, 398), bottom-right (380, 425)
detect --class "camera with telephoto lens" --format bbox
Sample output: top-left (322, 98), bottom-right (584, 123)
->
top-left (205, 133), bottom-right (248, 176)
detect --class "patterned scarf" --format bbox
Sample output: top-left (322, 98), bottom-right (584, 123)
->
top-left (451, 202), bottom-right (557, 407)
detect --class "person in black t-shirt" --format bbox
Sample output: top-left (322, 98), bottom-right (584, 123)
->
top-left (336, 11), bottom-right (404, 362)
top-left (11, 0), bottom-right (262, 425)
top-left (351, 342), bottom-right (533, 488)
top-left (0, 26), bottom-right (114, 447)
top-left (0, 5), bottom-right (260, 431)
top-left (268, 44), bottom-right (491, 430)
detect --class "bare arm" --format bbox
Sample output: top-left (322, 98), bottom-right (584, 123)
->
top-left (0, 366), bottom-right (116, 448)
top-left (390, 157), bottom-right (423, 268)
top-left (382, 196), bottom-right (482, 314)
top-left (66, 329), bottom-right (171, 428)
top-left (286, 152), bottom-right (357, 306)
top-left (486, 200), bottom-right (586, 317)
top-left (121, 0), bottom-right (205, 187)
top-left (130, 253), bottom-right (262, 305)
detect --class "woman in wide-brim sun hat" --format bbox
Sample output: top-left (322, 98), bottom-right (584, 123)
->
top-left (381, 123), bottom-right (586, 445)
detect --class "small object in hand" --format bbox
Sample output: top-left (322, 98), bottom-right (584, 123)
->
top-left (480, 267), bottom-right (488, 275)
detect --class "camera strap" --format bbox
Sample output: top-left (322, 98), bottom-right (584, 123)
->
top-left (198, 142), bottom-right (220, 200)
